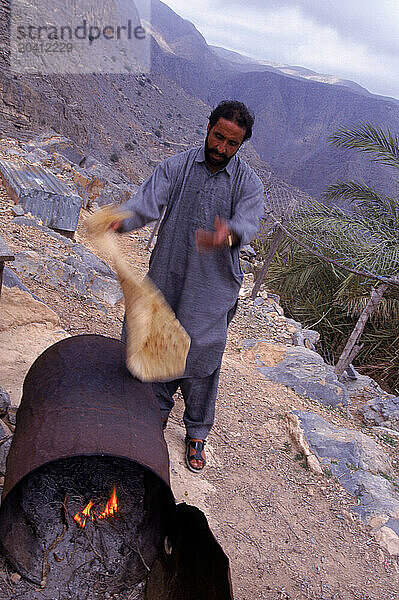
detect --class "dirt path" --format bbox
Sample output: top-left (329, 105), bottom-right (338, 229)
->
top-left (0, 191), bottom-right (398, 599)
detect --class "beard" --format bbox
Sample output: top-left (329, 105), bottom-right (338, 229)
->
top-left (204, 133), bottom-right (233, 169)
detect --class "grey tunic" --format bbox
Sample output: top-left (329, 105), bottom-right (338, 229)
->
top-left (120, 146), bottom-right (264, 378)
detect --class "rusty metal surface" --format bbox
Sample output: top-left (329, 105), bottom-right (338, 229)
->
top-left (147, 503), bottom-right (234, 600)
top-left (2, 334), bottom-right (170, 500)
top-left (0, 158), bottom-right (82, 232)
top-left (0, 334), bottom-right (234, 599)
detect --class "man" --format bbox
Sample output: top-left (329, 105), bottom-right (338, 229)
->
top-left (112, 100), bottom-right (264, 472)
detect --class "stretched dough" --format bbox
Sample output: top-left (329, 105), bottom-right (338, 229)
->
top-left (87, 206), bottom-right (190, 382)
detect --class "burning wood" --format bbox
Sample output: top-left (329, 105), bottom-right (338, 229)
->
top-left (73, 487), bottom-right (118, 528)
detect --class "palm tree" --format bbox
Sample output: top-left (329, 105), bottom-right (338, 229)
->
top-left (257, 122), bottom-right (399, 391)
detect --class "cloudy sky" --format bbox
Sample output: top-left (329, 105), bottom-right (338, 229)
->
top-left (161, 0), bottom-right (399, 100)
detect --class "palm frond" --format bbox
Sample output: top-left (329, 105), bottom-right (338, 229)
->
top-left (328, 122), bottom-right (399, 169)
top-left (323, 180), bottom-right (391, 204)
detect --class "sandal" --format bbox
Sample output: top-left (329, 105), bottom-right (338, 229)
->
top-left (185, 436), bottom-right (206, 473)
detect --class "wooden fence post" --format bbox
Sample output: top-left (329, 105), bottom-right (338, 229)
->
top-left (334, 283), bottom-right (389, 378)
top-left (251, 227), bottom-right (284, 300)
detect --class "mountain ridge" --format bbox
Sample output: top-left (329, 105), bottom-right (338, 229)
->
top-left (149, 0), bottom-right (399, 199)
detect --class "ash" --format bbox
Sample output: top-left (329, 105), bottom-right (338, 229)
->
top-left (0, 457), bottom-right (162, 599)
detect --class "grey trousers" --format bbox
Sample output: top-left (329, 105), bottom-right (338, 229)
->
top-left (152, 366), bottom-right (221, 440)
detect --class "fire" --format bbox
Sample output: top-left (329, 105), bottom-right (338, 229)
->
top-left (73, 487), bottom-right (118, 528)
top-left (98, 486), bottom-right (118, 519)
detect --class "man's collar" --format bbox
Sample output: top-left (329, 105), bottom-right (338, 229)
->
top-left (195, 146), bottom-right (236, 176)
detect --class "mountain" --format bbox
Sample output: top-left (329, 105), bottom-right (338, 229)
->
top-left (0, 0), bottom-right (313, 222)
top-left (210, 46), bottom-right (372, 95)
top-left (149, 1), bottom-right (399, 199)
top-left (1, 0), bottom-right (398, 204)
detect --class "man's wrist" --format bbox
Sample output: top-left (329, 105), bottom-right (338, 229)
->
top-left (226, 232), bottom-right (239, 248)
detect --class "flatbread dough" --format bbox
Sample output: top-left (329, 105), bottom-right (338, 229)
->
top-left (87, 206), bottom-right (190, 382)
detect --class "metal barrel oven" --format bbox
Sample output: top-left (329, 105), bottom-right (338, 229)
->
top-left (0, 335), bottom-right (233, 600)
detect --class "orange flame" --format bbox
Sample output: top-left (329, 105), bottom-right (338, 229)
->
top-left (73, 487), bottom-right (118, 528)
top-left (98, 486), bottom-right (118, 519)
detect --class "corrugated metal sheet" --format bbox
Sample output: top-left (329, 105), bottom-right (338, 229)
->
top-left (0, 158), bottom-right (82, 233)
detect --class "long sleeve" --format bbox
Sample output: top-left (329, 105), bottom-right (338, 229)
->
top-left (119, 158), bottom-right (177, 232)
top-left (226, 170), bottom-right (264, 246)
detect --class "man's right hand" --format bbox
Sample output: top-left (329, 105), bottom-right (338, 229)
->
top-left (109, 220), bottom-right (123, 233)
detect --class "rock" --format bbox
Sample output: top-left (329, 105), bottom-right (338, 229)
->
top-left (239, 258), bottom-right (252, 274)
top-left (359, 396), bottom-right (399, 432)
top-left (239, 338), bottom-right (267, 351)
top-left (24, 134), bottom-right (85, 166)
top-left (291, 410), bottom-right (399, 554)
top-left (80, 157), bottom-right (139, 206)
top-left (12, 250), bottom-right (44, 279)
top-left (285, 317), bottom-right (302, 331)
top-left (10, 205), bottom-right (24, 216)
top-left (253, 297), bottom-right (264, 307)
top-left (11, 246), bottom-right (122, 306)
top-left (0, 387), bottom-right (10, 417)
top-left (344, 364), bottom-right (358, 380)
top-left (0, 158), bottom-right (82, 235)
top-left (240, 244), bottom-right (256, 258)
top-left (292, 329), bottom-right (318, 351)
top-left (24, 148), bottom-right (52, 163)
top-left (373, 526), bottom-right (399, 555)
top-left (11, 216), bottom-right (74, 244)
top-left (89, 275), bottom-right (123, 306)
top-left (11, 215), bottom-right (41, 228)
top-left (0, 419), bottom-right (11, 441)
top-left (302, 328), bottom-right (320, 346)
top-left (285, 413), bottom-right (323, 475)
top-left (372, 427), bottom-right (399, 442)
top-left (343, 371), bottom-right (388, 400)
top-left (7, 406), bottom-right (18, 426)
top-left (292, 330), bottom-right (306, 346)
top-left (293, 411), bottom-right (393, 476)
top-left (259, 346), bottom-right (349, 407)
top-left (0, 438), bottom-right (12, 476)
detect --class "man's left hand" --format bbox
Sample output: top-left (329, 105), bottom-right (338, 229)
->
top-left (196, 216), bottom-right (231, 253)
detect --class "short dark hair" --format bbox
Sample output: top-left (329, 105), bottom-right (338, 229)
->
top-left (208, 100), bottom-right (255, 142)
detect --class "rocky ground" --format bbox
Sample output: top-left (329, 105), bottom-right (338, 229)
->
top-left (1, 170), bottom-right (399, 598)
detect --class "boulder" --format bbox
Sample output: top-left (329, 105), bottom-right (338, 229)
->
top-left (0, 438), bottom-right (12, 477)
top-left (12, 244), bottom-right (122, 306)
top-left (291, 410), bottom-right (399, 555)
top-left (359, 396), bottom-right (399, 432)
top-left (0, 388), bottom-right (10, 418)
top-left (259, 346), bottom-right (349, 407)
top-left (24, 134), bottom-right (85, 166)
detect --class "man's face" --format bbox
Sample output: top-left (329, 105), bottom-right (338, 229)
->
top-left (205, 117), bottom-right (246, 171)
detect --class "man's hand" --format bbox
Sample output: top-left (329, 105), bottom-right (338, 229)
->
top-left (196, 216), bottom-right (231, 253)
top-left (109, 220), bottom-right (123, 233)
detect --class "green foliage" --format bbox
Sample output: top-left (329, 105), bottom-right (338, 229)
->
top-left (258, 122), bottom-right (399, 393)
top-left (328, 122), bottom-right (399, 169)
top-left (378, 433), bottom-right (398, 447)
top-left (261, 237), bottom-right (399, 391)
